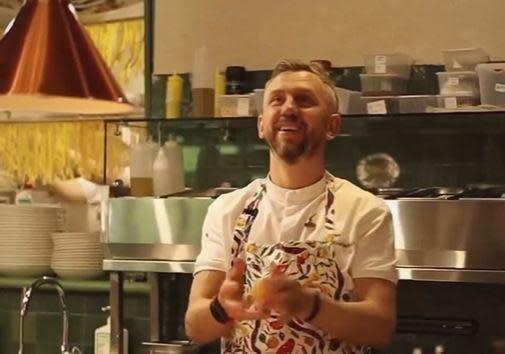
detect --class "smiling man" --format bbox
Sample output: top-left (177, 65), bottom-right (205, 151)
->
top-left (185, 60), bottom-right (398, 354)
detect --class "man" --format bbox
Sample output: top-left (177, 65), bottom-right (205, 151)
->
top-left (185, 60), bottom-right (397, 353)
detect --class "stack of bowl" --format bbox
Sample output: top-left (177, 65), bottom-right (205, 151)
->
top-left (0, 205), bottom-right (64, 277)
top-left (51, 231), bottom-right (104, 279)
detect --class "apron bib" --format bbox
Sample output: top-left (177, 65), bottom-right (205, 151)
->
top-left (223, 174), bottom-right (369, 354)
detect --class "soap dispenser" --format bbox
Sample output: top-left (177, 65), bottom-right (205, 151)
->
top-left (95, 306), bottom-right (128, 354)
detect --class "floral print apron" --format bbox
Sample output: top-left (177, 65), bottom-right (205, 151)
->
top-left (222, 174), bottom-right (369, 354)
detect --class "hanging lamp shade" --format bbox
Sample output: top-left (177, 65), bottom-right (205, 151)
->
top-left (0, 0), bottom-right (134, 115)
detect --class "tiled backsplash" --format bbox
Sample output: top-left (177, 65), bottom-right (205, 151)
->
top-left (0, 282), bottom-right (150, 354)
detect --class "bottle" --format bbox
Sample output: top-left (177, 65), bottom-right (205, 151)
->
top-left (214, 68), bottom-right (225, 117)
top-left (165, 73), bottom-right (183, 118)
top-left (129, 141), bottom-right (158, 197)
top-left (191, 45), bottom-right (214, 117)
top-left (94, 306), bottom-right (128, 354)
top-left (152, 137), bottom-right (185, 197)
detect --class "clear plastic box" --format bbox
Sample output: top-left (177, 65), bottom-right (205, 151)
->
top-left (436, 71), bottom-right (480, 96)
top-left (435, 94), bottom-right (480, 109)
top-left (476, 63), bottom-right (505, 106)
top-left (218, 94), bottom-right (254, 117)
top-left (395, 95), bottom-right (437, 113)
top-left (360, 74), bottom-right (408, 96)
top-left (364, 53), bottom-right (413, 78)
top-left (442, 48), bottom-right (489, 71)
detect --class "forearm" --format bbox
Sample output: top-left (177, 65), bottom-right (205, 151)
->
top-left (185, 297), bottom-right (233, 344)
top-left (309, 296), bottom-right (396, 348)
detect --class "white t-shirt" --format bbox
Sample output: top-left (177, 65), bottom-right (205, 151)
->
top-left (194, 173), bottom-right (398, 284)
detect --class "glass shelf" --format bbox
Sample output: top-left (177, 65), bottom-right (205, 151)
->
top-left (105, 110), bottom-right (505, 136)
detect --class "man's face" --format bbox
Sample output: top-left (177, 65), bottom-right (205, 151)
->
top-left (258, 71), bottom-right (339, 164)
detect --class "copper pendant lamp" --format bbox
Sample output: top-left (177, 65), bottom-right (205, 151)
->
top-left (0, 0), bottom-right (134, 115)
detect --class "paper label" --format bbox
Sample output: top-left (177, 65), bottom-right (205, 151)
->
top-left (237, 98), bottom-right (250, 116)
top-left (447, 77), bottom-right (460, 86)
top-left (374, 55), bottom-right (387, 74)
top-left (495, 83), bottom-right (505, 93)
top-left (367, 100), bottom-right (387, 114)
top-left (452, 60), bottom-right (463, 70)
top-left (444, 97), bottom-right (458, 109)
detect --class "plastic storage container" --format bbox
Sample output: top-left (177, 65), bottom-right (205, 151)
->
top-left (395, 95), bottom-right (437, 113)
top-left (219, 94), bottom-right (254, 117)
top-left (364, 53), bottom-right (413, 78)
top-left (360, 74), bottom-right (408, 96)
top-left (436, 71), bottom-right (480, 96)
top-left (476, 63), bottom-right (505, 106)
top-left (335, 87), bottom-right (366, 115)
top-left (442, 48), bottom-right (489, 71)
top-left (436, 94), bottom-right (480, 109)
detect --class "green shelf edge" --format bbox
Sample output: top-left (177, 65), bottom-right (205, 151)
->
top-left (0, 276), bottom-right (149, 294)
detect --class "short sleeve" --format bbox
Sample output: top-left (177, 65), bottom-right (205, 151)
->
top-left (351, 202), bottom-right (398, 284)
top-left (193, 202), bottom-right (228, 275)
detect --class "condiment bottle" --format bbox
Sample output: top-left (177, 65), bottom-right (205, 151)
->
top-left (166, 73), bottom-right (183, 118)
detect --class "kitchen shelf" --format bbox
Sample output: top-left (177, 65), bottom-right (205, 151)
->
top-left (106, 110), bottom-right (505, 136)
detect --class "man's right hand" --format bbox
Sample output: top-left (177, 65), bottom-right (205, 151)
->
top-left (217, 258), bottom-right (267, 321)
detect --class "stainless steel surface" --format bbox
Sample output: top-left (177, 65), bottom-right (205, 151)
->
top-left (106, 197), bottom-right (213, 261)
top-left (103, 259), bottom-right (195, 273)
top-left (18, 276), bottom-right (79, 354)
top-left (142, 340), bottom-right (199, 354)
top-left (104, 244), bottom-right (200, 261)
top-left (397, 267), bottom-right (505, 284)
top-left (386, 199), bottom-right (505, 271)
top-left (110, 272), bottom-right (124, 354)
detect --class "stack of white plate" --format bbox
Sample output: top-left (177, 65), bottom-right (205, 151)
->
top-left (0, 204), bottom-right (64, 277)
top-left (51, 232), bottom-right (104, 279)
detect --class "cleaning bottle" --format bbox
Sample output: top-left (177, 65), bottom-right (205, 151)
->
top-left (94, 306), bottom-right (128, 354)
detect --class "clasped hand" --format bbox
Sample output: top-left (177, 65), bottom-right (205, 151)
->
top-left (217, 258), bottom-right (313, 323)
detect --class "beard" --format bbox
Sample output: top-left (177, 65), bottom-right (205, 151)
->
top-left (266, 131), bottom-right (323, 165)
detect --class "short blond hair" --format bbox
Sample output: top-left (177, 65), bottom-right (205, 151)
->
top-left (266, 59), bottom-right (339, 113)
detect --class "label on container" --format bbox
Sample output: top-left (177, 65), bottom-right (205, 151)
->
top-left (444, 97), bottom-right (458, 109)
top-left (237, 98), bottom-right (251, 116)
top-left (452, 60), bottom-right (463, 70)
top-left (495, 83), bottom-right (505, 93)
top-left (447, 77), bottom-right (460, 86)
top-left (366, 100), bottom-right (387, 114)
top-left (374, 55), bottom-right (387, 74)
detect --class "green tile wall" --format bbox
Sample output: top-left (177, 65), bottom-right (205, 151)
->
top-left (0, 285), bottom-right (149, 354)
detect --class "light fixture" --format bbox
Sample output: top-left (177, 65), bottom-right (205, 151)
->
top-left (0, 0), bottom-right (134, 115)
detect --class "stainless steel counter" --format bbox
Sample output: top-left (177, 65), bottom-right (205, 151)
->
top-left (103, 259), bottom-right (505, 284)
top-left (103, 259), bottom-right (195, 273)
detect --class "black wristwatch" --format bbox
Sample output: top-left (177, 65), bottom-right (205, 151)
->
top-left (210, 296), bottom-right (232, 324)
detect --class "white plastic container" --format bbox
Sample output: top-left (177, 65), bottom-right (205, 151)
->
top-left (364, 53), bottom-right (413, 78)
top-left (219, 94), bottom-right (254, 117)
top-left (94, 313), bottom-right (128, 354)
top-left (360, 74), bottom-right (408, 96)
top-left (129, 141), bottom-right (158, 197)
top-left (476, 63), bottom-right (505, 106)
top-left (153, 139), bottom-right (185, 197)
top-left (442, 48), bottom-right (489, 71)
top-left (436, 71), bottom-right (480, 96)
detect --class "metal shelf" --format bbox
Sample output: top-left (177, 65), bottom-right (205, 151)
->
top-left (103, 259), bottom-right (195, 274)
